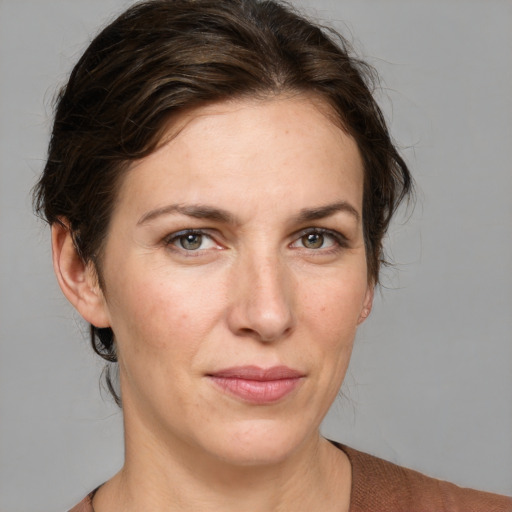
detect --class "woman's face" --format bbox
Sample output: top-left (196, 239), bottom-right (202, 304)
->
top-left (95, 96), bottom-right (373, 465)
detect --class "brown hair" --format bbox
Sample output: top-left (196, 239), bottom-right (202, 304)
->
top-left (34, 0), bottom-right (412, 405)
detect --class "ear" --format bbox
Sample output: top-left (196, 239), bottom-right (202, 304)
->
top-left (51, 221), bottom-right (110, 328)
top-left (357, 285), bottom-right (374, 325)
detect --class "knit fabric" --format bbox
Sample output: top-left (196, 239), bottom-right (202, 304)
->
top-left (340, 444), bottom-right (512, 512)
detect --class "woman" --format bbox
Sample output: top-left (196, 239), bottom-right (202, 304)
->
top-left (33, 0), bottom-right (511, 510)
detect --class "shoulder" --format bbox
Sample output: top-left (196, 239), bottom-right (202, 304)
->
top-left (336, 443), bottom-right (512, 512)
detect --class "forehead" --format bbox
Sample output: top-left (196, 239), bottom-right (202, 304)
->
top-left (159, 93), bottom-right (352, 153)
top-left (115, 95), bottom-right (364, 223)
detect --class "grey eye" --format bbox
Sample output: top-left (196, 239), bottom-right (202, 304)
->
top-left (179, 233), bottom-right (203, 250)
top-left (301, 232), bottom-right (324, 249)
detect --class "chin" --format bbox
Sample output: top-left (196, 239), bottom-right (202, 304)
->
top-left (199, 418), bottom-right (314, 467)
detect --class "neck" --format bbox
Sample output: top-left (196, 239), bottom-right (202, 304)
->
top-left (93, 409), bottom-right (351, 512)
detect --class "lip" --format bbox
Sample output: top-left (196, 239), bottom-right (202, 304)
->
top-left (207, 365), bottom-right (304, 404)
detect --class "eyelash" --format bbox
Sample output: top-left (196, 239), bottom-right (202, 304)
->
top-left (164, 229), bottom-right (219, 254)
top-left (291, 227), bottom-right (349, 254)
top-left (163, 227), bottom-right (349, 255)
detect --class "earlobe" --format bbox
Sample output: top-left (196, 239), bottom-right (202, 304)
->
top-left (357, 285), bottom-right (374, 325)
top-left (51, 221), bottom-right (110, 328)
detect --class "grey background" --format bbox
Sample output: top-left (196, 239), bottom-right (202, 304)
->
top-left (0, 0), bottom-right (511, 510)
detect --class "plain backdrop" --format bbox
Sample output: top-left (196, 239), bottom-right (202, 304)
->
top-left (0, 0), bottom-right (511, 510)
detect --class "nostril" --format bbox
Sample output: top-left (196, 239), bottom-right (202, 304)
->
top-left (236, 323), bottom-right (294, 343)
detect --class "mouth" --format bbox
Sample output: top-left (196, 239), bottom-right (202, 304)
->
top-left (207, 366), bottom-right (304, 404)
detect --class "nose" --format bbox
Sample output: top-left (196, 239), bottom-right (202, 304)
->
top-left (226, 253), bottom-right (295, 343)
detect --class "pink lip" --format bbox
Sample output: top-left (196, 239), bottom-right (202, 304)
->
top-left (208, 366), bottom-right (304, 404)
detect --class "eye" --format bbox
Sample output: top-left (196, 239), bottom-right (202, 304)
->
top-left (290, 228), bottom-right (346, 251)
top-left (165, 230), bottom-right (219, 251)
top-left (301, 232), bottom-right (328, 249)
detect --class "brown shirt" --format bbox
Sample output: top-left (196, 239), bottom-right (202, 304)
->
top-left (68, 444), bottom-right (512, 512)
top-left (340, 444), bottom-right (512, 512)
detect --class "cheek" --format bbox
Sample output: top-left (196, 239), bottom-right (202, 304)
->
top-left (303, 272), bottom-right (368, 339)
top-left (299, 271), bottom-right (367, 389)
top-left (106, 264), bottom-right (224, 360)
top-left (105, 268), bottom-right (226, 420)
top-left (291, 274), bottom-right (366, 421)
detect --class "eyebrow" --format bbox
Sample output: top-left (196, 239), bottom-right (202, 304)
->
top-left (295, 201), bottom-right (360, 223)
top-left (137, 204), bottom-right (236, 225)
top-left (137, 200), bottom-right (360, 226)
